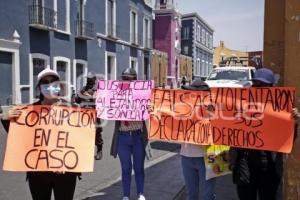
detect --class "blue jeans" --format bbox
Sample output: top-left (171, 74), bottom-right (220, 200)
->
top-left (181, 156), bottom-right (216, 200)
top-left (117, 131), bottom-right (145, 197)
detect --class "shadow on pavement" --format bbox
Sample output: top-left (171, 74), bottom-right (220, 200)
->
top-left (150, 141), bottom-right (181, 152)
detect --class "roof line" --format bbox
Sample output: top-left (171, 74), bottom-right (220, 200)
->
top-left (181, 12), bottom-right (214, 32)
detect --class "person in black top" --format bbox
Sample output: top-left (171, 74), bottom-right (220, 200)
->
top-left (230, 68), bottom-right (299, 200)
top-left (74, 72), bottom-right (103, 160)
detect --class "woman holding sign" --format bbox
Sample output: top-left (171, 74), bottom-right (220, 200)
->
top-left (180, 79), bottom-right (216, 200)
top-left (110, 68), bottom-right (150, 200)
top-left (2, 68), bottom-right (79, 200)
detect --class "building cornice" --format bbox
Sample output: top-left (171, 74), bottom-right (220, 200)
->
top-left (182, 13), bottom-right (214, 32)
top-left (0, 38), bottom-right (22, 50)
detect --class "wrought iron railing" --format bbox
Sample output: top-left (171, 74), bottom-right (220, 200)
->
top-left (76, 20), bottom-right (94, 39)
top-left (28, 5), bottom-right (56, 29)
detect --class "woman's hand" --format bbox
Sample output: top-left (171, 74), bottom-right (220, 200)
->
top-left (2, 108), bottom-right (22, 120)
top-left (292, 108), bottom-right (299, 123)
top-left (147, 105), bottom-right (154, 113)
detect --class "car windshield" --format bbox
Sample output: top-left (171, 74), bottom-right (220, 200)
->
top-left (207, 69), bottom-right (249, 81)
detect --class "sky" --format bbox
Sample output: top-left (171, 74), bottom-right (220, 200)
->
top-left (174, 0), bottom-right (265, 51)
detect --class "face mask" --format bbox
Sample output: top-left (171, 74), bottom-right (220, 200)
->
top-left (40, 83), bottom-right (61, 99)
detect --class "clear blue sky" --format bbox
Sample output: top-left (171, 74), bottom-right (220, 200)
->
top-left (174, 0), bottom-right (265, 51)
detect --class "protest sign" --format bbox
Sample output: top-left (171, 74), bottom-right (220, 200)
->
top-left (3, 105), bottom-right (96, 172)
top-left (204, 145), bottom-right (231, 180)
top-left (96, 80), bottom-right (154, 121)
top-left (149, 87), bottom-right (295, 153)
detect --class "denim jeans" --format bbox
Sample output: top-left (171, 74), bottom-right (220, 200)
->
top-left (181, 156), bottom-right (216, 200)
top-left (117, 131), bottom-right (145, 197)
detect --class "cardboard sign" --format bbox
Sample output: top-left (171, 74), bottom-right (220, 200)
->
top-left (204, 145), bottom-right (231, 180)
top-left (3, 105), bottom-right (96, 172)
top-left (96, 80), bottom-right (154, 121)
top-left (149, 88), bottom-right (295, 153)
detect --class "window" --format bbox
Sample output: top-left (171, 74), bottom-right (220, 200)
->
top-left (182, 27), bottom-right (189, 40)
top-left (54, 0), bottom-right (70, 32)
top-left (33, 58), bottom-right (46, 98)
top-left (130, 57), bottom-right (138, 76)
top-left (33, 0), bottom-right (45, 25)
top-left (197, 25), bottom-right (201, 42)
top-left (201, 59), bottom-right (205, 77)
top-left (195, 58), bottom-right (200, 76)
top-left (143, 17), bottom-right (151, 48)
top-left (106, 52), bottom-right (116, 80)
top-left (53, 57), bottom-right (71, 98)
top-left (56, 61), bottom-right (67, 81)
top-left (107, 0), bottom-right (116, 36)
top-left (75, 63), bottom-right (85, 92)
top-left (130, 10), bottom-right (138, 44)
top-left (205, 61), bottom-right (209, 77)
top-left (202, 29), bottom-right (205, 44)
top-left (0, 52), bottom-right (13, 105)
top-left (143, 57), bottom-right (149, 80)
top-left (184, 46), bottom-right (189, 55)
top-left (73, 60), bottom-right (88, 92)
top-left (206, 32), bottom-right (209, 47)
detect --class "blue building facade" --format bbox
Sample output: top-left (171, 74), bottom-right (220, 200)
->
top-left (0, 0), bottom-right (153, 105)
top-left (181, 13), bottom-right (214, 79)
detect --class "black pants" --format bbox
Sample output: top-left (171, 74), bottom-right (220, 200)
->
top-left (27, 172), bottom-right (77, 200)
top-left (236, 152), bottom-right (281, 200)
top-left (95, 118), bottom-right (103, 152)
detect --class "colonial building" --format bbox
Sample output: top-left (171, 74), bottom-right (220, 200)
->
top-left (181, 13), bottom-right (214, 79)
top-left (153, 0), bottom-right (182, 86)
top-left (0, 0), bottom-right (153, 105)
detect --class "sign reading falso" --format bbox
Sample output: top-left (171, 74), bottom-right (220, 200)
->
top-left (96, 80), bottom-right (154, 121)
top-left (149, 88), bottom-right (295, 153)
top-left (3, 105), bottom-right (96, 172)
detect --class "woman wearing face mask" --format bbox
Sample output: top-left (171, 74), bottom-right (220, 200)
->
top-left (110, 67), bottom-right (150, 200)
top-left (2, 68), bottom-right (79, 200)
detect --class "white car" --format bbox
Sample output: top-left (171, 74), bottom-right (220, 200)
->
top-left (205, 66), bottom-right (256, 88)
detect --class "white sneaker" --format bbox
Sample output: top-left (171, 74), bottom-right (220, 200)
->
top-left (137, 194), bottom-right (146, 200)
top-left (123, 197), bottom-right (130, 200)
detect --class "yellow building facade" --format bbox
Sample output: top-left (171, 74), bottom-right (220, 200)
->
top-left (213, 41), bottom-right (248, 67)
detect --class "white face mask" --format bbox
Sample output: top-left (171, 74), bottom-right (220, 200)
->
top-left (40, 83), bottom-right (61, 99)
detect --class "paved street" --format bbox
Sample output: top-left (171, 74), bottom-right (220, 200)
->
top-left (0, 120), bottom-right (238, 200)
top-left (0, 121), bottom-right (182, 200)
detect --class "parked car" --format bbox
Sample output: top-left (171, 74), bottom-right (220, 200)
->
top-left (205, 66), bottom-right (256, 88)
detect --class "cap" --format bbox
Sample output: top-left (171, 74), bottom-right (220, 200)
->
top-left (87, 71), bottom-right (96, 79)
top-left (252, 68), bottom-right (275, 84)
top-left (121, 67), bottom-right (137, 77)
top-left (37, 68), bottom-right (60, 85)
top-left (181, 79), bottom-right (210, 91)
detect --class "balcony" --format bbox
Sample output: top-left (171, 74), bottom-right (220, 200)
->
top-left (155, 2), bottom-right (175, 10)
top-left (75, 20), bottom-right (94, 40)
top-left (107, 23), bottom-right (119, 39)
top-left (28, 5), bottom-right (57, 30)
